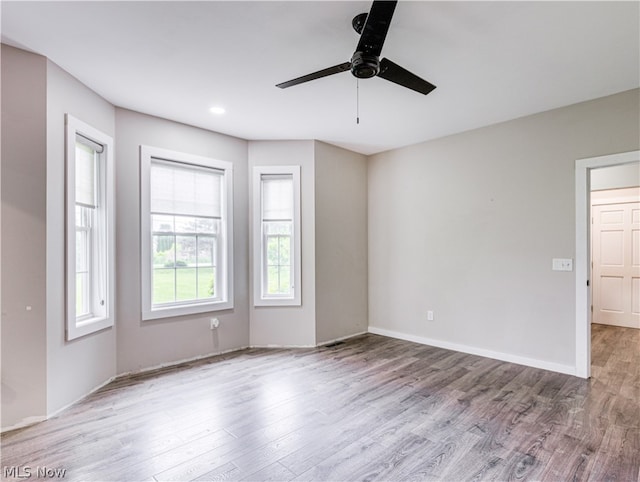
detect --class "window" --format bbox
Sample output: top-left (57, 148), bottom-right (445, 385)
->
top-left (141, 146), bottom-right (233, 319)
top-left (65, 115), bottom-right (114, 340)
top-left (253, 166), bottom-right (301, 306)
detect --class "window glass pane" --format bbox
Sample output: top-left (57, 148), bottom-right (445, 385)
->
top-left (265, 234), bottom-right (291, 267)
top-left (76, 272), bottom-right (88, 316)
top-left (197, 237), bottom-right (214, 267)
top-left (76, 205), bottom-right (89, 228)
top-left (267, 236), bottom-right (280, 266)
top-left (152, 214), bottom-right (174, 233)
top-left (197, 267), bottom-right (215, 299)
top-left (176, 267), bottom-right (197, 301)
top-left (75, 205), bottom-right (82, 227)
top-left (153, 235), bottom-right (175, 268)
top-left (278, 266), bottom-right (291, 294)
top-left (151, 217), bottom-right (221, 306)
top-left (264, 221), bottom-right (291, 235)
top-left (267, 265), bottom-right (280, 295)
top-left (266, 265), bottom-right (290, 295)
top-left (153, 269), bottom-right (175, 304)
top-left (278, 236), bottom-right (291, 266)
top-left (76, 231), bottom-right (88, 271)
top-left (175, 235), bottom-right (196, 266)
top-left (75, 206), bottom-right (92, 318)
top-left (175, 215), bottom-right (197, 234)
top-left (265, 233), bottom-right (292, 296)
top-left (196, 217), bottom-right (215, 234)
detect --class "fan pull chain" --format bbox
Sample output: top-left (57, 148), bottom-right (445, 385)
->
top-left (356, 78), bottom-right (360, 125)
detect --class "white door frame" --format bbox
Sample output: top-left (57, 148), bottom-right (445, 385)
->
top-left (575, 150), bottom-right (640, 378)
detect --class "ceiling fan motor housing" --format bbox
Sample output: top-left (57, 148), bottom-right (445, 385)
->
top-left (351, 51), bottom-right (380, 79)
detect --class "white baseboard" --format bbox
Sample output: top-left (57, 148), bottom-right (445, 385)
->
top-left (2, 376), bottom-right (118, 433)
top-left (251, 330), bottom-right (368, 349)
top-left (1, 346), bottom-right (248, 434)
top-left (368, 326), bottom-right (576, 376)
top-left (316, 331), bottom-right (368, 347)
top-left (1, 415), bottom-right (48, 434)
top-left (116, 346), bottom-right (250, 379)
top-left (2, 331), bottom-right (368, 432)
top-left (250, 343), bottom-right (315, 349)
top-left (48, 375), bottom-right (117, 418)
top-left (4, 327), bottom-right (573, 434)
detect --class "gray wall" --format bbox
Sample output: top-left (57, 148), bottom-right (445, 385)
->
top-left (314, 141), bottom-right (368, 344)
top-left (368, 88), bottom-right (640, 372)
top-left (248, 140), bottom-right (317, 347)
top-left (115, 109), bottom-right (250, 374)
top-left (1, 46), bottom-right (119, 429)
top-left (1, 48), bottom-right (252, 428)
top-left (1, 45), bottom-right (48, 430)
top-left (247, 140), bottom-right (369, 346)
top-left (591, 162), bottom-right (640, 191)
top-left (46, 60), bottom-right (117, 416)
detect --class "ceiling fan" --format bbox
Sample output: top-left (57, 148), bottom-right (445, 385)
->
top-left (276, 0), bottom-right (436, 96)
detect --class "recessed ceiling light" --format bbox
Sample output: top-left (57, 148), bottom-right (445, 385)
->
top-left (209, 106), bottom-right (226, 115)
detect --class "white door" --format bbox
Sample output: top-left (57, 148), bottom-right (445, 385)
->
top-left (591, 188), bottom-right (640, 328)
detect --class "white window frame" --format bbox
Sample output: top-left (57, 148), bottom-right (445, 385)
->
top-left (65, 114), bottom-right (115, 340)
top-left (140, 146), bottom-right (234, 320)
top-left (252, 165), bottom-right (301, 306)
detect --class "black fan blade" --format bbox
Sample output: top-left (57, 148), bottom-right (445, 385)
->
top-left (378, 58), bottom-right (436, 95)
top-left (276, 62), bottom-right (351, 89)
top-left (356, 0), bottom-right (397, 57)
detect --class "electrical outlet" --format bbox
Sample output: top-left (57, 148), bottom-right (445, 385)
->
top-left (210, 318), bottom-right (220, 330)
top-left (427, 311), bottom-right (434, 321)
top-left (552, 258), bottom-right (573, 271)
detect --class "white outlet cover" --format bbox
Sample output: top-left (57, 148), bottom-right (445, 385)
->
top-left (552, 258), bottom-right (573, 271)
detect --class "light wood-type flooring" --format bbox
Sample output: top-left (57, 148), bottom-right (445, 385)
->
top-left (2, 324), bottom-right (639, 481)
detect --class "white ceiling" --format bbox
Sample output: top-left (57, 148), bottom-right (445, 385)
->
top-left (2, 1), bottom-right (638, 155)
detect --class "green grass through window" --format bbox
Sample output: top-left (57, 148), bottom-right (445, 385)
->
top-left (153, 268), bottom-right (215, 305)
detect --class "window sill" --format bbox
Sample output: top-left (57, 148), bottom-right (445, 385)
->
top-left (254, 297), bottom-right (301, 307)
top-left (68, 315), bottom-right (113, 340)
top-left (142, 299), bottom-right (233, 320)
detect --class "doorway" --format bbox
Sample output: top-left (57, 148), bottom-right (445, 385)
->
top-left (591, 185), bottom-right (639, 328)
top-left (575, 151), bottom-right (640, 378)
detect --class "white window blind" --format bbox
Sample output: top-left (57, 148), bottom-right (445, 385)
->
top-left (151, 160), bottom-right (222, 218)
top-left (262, 174), bottom-right (293, 220)
top-left (75, 137), bottom-right (98, 208)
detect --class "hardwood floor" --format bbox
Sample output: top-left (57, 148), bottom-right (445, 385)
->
top-left (2, 324), bottom-right (639, 481)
